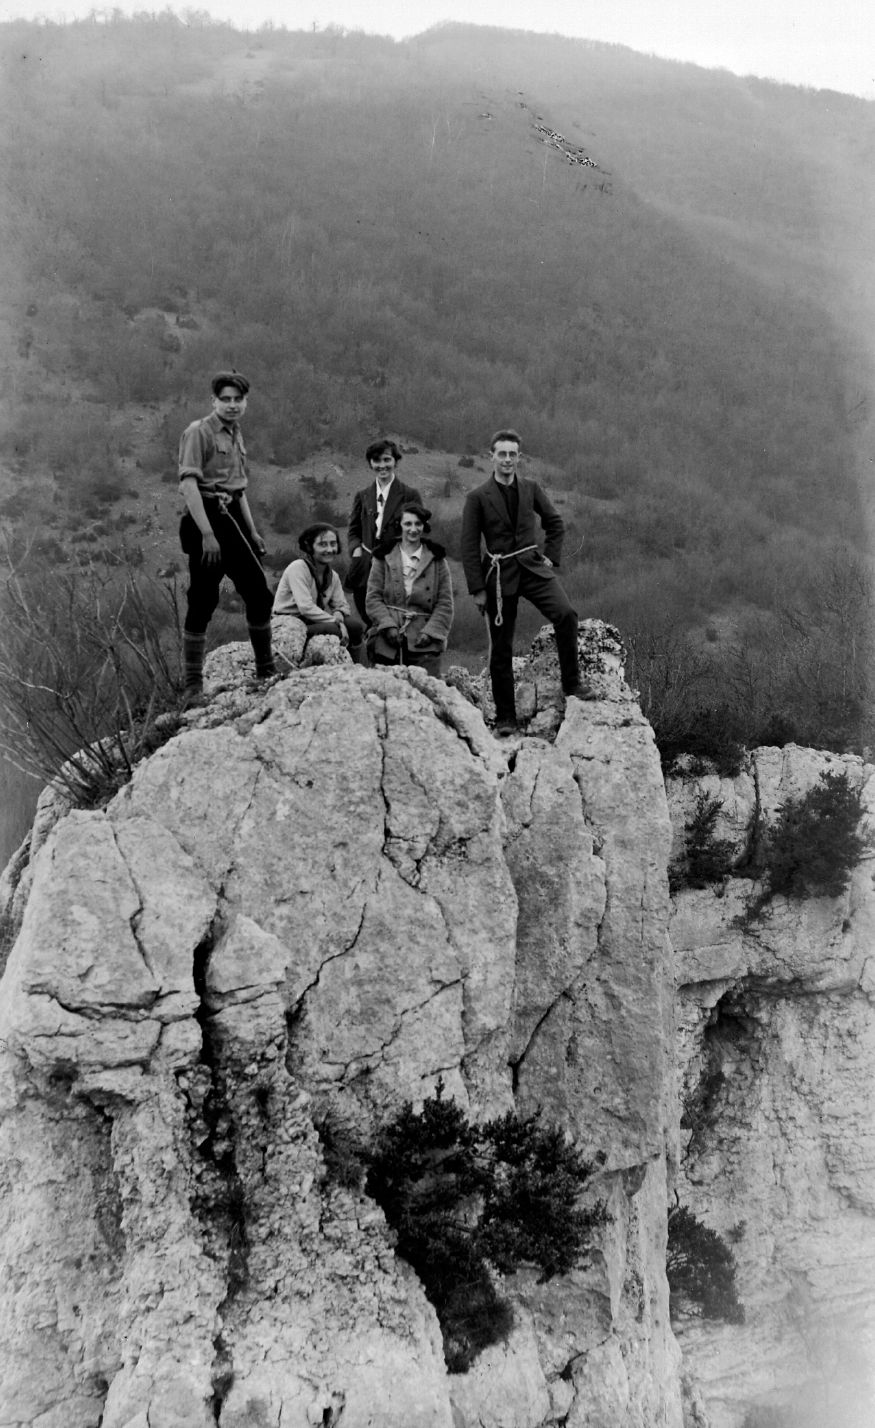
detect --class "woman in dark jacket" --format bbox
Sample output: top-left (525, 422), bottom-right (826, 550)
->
top-left (365, 503), bottom-right (453, 676)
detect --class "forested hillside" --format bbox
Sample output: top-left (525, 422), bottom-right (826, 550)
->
top-left (1, 13), bottom-right (873, 859)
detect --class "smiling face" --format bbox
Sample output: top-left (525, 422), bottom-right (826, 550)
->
top-left (212, 385), bottom-right (248, 423)
top-left (491, 438), bottom-right (520, 482)
top-left (310, 530), bottom-right (340, 566)
top-left (400, 511), bottom-right (424, 547)
top-left (369, 450), bottom-right (396, 484)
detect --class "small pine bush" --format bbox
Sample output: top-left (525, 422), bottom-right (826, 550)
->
top-left (667, 1206), bottom-right (744, 1324)
top-left (669, 791), bottom-right (736, 893)
top-left (741, 770), bottom-right (869, 921)
top-left (763, 770), bottom-right (867, 899)
top-left (364, 1083), bottom-right (604, 1373)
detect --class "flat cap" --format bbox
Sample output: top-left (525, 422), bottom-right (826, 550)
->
top-left (211, 370), bottom-right (250, 397)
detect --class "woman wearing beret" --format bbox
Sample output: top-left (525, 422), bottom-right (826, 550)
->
top-left (365, 503), bottom-right (454, 677)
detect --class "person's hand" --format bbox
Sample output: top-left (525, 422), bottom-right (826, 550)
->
top-left (201, 531), bottom-right (221, 565)
top-left (250, 530), bottom-right (267, 556)
top-left (473, 590), bottom-right (488, 615)
top-left (542, 555), bottom-right (553, 567)
top-left (383, 626), bottom-right (402, 647)
top-left (352, 545), bottom-right (363, 558)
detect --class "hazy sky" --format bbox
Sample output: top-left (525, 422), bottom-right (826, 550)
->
top-left (1, 0), bottom-right (872, 100)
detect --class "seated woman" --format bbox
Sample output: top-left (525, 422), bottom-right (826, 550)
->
top-left (365, 503), bottom-right (454, 676)
top-left (273, 524), bottom-right (365, 661)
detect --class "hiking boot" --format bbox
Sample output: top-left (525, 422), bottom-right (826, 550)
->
top-left (181, 684), bottom-right (205, 711)
top-left (564, 679), bottom-right (597, 701)
top-left (494, 717), bottom-right (520, 739)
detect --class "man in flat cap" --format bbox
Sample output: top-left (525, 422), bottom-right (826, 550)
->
top-left (177, 370), bottom-right (275, 704)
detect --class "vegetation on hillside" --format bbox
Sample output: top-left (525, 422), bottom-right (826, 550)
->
top-left (0, 543), bottom-right (183, 806)
top-left (1, 14), bottom-right (873, 852)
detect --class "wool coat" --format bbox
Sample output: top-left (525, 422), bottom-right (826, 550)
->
top-left (365, 540), bottom-right (454, 661)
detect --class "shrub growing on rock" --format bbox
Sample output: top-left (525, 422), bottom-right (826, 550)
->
top-left (741, 770), bottom-right (869, 921)
top-left (761, 770), bottom-right (867, 899)
top-left (669, 791), bottom-right (736, 894)
top-left (667, 1206), bottom-right (744, 1324)
top-left (362, 1082), bottom-right (605, 1373)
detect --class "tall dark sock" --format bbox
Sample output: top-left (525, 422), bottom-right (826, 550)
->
top-left (182, 631), bottom-right (206, 707)
top-left (248, 622), bottom-right (276, 678)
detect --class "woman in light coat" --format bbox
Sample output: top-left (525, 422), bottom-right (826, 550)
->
top-left (274, 523), bottom-right (365, 659)
top-left (366, 503), bottom-right (453, 676)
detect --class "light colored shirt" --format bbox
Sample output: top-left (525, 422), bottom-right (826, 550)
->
top-left (272, 560), bottom-right (350, 622)
top-left (400, 545), bottom-right (421, 598)
top-left (178, 411), bottom-right (247, 494)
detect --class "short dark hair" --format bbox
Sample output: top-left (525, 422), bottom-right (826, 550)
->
top-left (298, 523), bottom-right (341, 557)
top-left (400, 502), bottom-right (432, 533)
top-left (365, 438), bottom-right (402, 465)
top-left (211, 370), bottom-right (250, 397)
top-left (490, 429), bottom-right (522, 451)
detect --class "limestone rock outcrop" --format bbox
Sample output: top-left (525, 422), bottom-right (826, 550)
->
top-left (0, 651), bottom-right (682, 1428)
top-left (6, 634), bottom-right (872, 1428)
top-left (668, 746), bottom-right (875, 1427)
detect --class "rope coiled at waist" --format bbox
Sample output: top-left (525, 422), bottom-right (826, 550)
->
top-left (199, 491), bottom-right (265, 574)
top-left (484, 545), bottom-right (539, 626)
top-left (375, 602), bottom-right (421, 665)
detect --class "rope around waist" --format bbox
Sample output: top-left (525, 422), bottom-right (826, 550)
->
top-left (194, 492), bottom-right (265, 575)
top-left (200, 490), bottom-right (243, 507)
top-left (484, 545), bottom-right (539, 626)
top-left (372, 602), bottom-right (424, 666)
top-left (382, 602), bottom-right (420, 631)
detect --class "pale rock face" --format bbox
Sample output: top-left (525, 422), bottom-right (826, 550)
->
top-left (0, 651), bottom-right (681, 1428)
top-left (204, 620), bottom-right (352, 696)
top-left (445, 617), bottom-right (627, 740)
top-left (668, 748), bottom-right (875, 1427)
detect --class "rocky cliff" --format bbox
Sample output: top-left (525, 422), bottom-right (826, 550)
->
top-left (0, 640), bottom-right (872, 1428)
top-left (0, 638), bottom-right (682, 1428)
top-left (668, 746), bottom-right (875, 1428)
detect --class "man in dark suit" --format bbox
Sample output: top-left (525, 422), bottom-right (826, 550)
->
top-left (461, 429), bottom-right (583, 735)
top-left (346, 438), bottom-right (423, 625)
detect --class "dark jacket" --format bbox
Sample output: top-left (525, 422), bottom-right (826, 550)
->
top-left (461, 475), bottom-right (565, 596)
top-left (365, 540), bottom-right (454, 660)
top-left (346, 477), bottom-right (423, 590)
